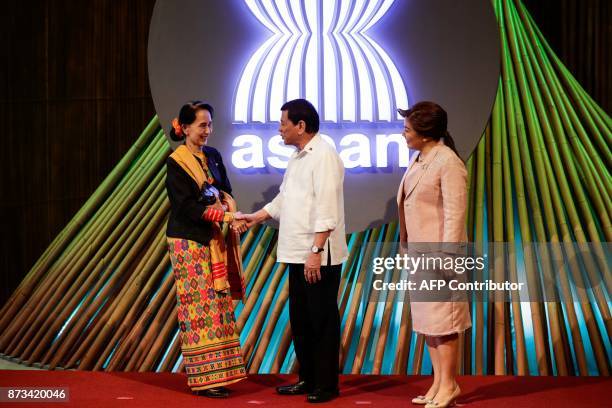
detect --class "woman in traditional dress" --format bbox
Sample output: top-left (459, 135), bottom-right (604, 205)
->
top-left (165, 101), bottom-right (248, 398)
top-left (396, 102), bottom-right (471, 408)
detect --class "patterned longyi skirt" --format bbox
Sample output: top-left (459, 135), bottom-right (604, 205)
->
top-left (167, 237), bottom-right (247, 391)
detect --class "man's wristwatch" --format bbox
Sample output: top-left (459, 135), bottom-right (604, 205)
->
top-left (311, 245), bottom-right (324, 254)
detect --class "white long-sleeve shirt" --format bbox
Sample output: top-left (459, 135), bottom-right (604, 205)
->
top-left (263, 134), bottom-right (348, 265)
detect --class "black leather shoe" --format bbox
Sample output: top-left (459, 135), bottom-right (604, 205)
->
top-left (197, 387), bottom-right (230, 398)
top-left (307, 388), bottom-right (339, 403)
top-left (276, 381), bottom-right (312, 395)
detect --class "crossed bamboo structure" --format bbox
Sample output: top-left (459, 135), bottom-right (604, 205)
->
top-left (0, 0), bottom-right (609, 376)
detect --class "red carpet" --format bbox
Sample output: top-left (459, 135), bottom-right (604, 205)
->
top-left (0, 371), bottom-right (609, 407)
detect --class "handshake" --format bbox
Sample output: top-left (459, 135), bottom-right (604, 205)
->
top-left (230, 211), bottom-right (267, 234)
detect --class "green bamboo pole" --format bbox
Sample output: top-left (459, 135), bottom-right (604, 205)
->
top-left (106, 269), bottom-right (174, 371)
top-left (92, 228), bottom-right (170, 370)
top-left (0, 120), bottom-right (161, 332)
top-left (501, 0), bottom-right (555, 375)
top-left (97, 258), bottom-right (171, 371)
top-left (37, 167), bottom-right (167, 365)
top-left (339, 226), bottom-right (381, 369)
top-left (0, 132), bottom-right (168, 353)
top-left (392, 295), bottom-right (412, 374)
top-left (26, 167), bottom-right (168, 365)
top-left (508, 3), bottom-right (572, 375)
top-left (514, 1), bottom-right (611, 342)
top-left (236, 240), bottom-right (279, 331)
top-left (57, 193), bottom-right (169, 369)
top-left (351, 225), bottom-right (395, 374)
top-left (500, 63), bottom-right (529, 375)
top-left (491, 82), bottom-right (507, 375)
top-left (371, 223), bottom-right (400, 374)
top-left (473, 131), bottom-right (487, 374)
top-left (74, 205), bottom-right (170, 370)
top-left (46, 175), bottom-right (169, 368)
top-left (249, 278), bottom-right (289, 373)
top-left (243, 262), bottom-right (286, 365)
top-left (509, 3), bottom-right (601, 375)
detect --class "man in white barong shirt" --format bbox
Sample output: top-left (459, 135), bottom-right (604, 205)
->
top-left (238, 99), bottom-right (348, 403)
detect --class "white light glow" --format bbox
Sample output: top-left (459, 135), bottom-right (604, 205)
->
top-left (231, 133), bottom-right (410, 169)
top-left (234, 0), bottom-right (408, 123)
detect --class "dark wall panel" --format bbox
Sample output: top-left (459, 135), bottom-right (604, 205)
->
top-left (523, 0), bottom-right (611, 113)
top-left (0, 0), bottom-right (157, 305)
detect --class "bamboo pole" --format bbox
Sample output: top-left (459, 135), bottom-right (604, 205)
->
top-left (27, 168), bottom-right (168, 365)
top-left (1, 133), bottom-right (167, 354)
top-left (491, 82), bottom-right (507, 375)
top-left (158, 329), bottom-right (181, 372)
top-left (249, 278), bottom-right (289, 373)
top-left (125, 277), bottom-right (177, 372)
top-left (371, 224), bottom-right (400, 374)
top-left (0, 120), bottom-right (161, 332)
top-left (473, 132), bottom-right (486, 374)
top-left (392, 295), bottom-right (412, 374)
top-left (106, 268), bottom-right (175, 371)
top-left (46, 180), bottom-right (169, 368)
top-left (352, 224), bottom-right (396, 374)
top-left (500, 61), bottom-right (528, 375)
top-left (338, 226), bottom-right (381, 370)
top-left (243, 263), bottom-right (287, 364)
top-left (236, 240), bottom-right (279, 331)
top-left (93, 229), bottom-right (170, 370)
top-left (59, 195), bottom-right (169, 369)
top-left (270, 322), bottom-right (293, 373)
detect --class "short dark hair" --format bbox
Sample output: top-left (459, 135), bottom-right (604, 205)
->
top-left (169, 101), bottom-right (214, 141)
top-left (398, 101), bottom-right (460, 158)
top-left (280, 99), bottom-right (319, 134)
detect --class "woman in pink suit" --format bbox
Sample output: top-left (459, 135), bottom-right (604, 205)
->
top-left (396, 102), bottom-right (471, 408)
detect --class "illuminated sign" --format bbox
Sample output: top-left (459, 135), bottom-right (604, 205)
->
top-left (234, 0), bottom-right (408, 123)
top-left (148, 0), bottom-right (500, 230)
top-left (232, 0), bottom-right (409, 170)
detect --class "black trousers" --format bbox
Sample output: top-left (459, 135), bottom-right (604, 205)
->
top-left (288, 261), bottom-right (341, 391)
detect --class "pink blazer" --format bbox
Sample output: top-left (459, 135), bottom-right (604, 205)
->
top-left (397, 144), bottom-right (468, 243)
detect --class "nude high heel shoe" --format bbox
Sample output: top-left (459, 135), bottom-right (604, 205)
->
top-left (412, 395), bottom-right (434, 405)
top-left (425, 385), bottom-right (460, 408)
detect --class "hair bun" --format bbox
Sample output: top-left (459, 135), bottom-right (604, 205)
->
top-left (170, 118), bottom-right (184, 141)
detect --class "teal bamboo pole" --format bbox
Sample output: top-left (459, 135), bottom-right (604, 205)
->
top-left (491, 85), bottom-right (507, 374)
top-left (0, 119), bottom-right (161, 332)
top-left (0, 132), bottom-right (168, 353)
top-left (515, 1), bottom-right (612, 338)
top-left (499, 70), bottom-right (529, 375)
top-left (508, 2), bottom-right (571, 375)
top-left (54, 192), bottom-right (169, 369)
top-left (352, 224), bottom-right (396, 374)
top-left (27, 167), bottom-right (168, 364)
top-left (473, 133), bottom-right (486, 374)
top-left (509, 3), bottom-right (600, 375)
top-left (501, 0), bottom-right (550, 374)
top-left (339, 226), bottom-right (381, 369)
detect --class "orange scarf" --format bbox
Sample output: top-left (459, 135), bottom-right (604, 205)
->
top-left (169, 145), bottom-right (245, 300)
